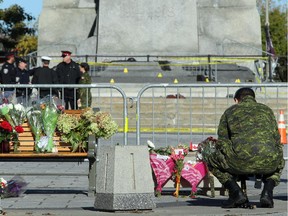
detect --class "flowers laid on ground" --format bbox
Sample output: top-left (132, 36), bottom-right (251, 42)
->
top-left (148, 140), bottom-right (189, 197)
top-left (0, 176), bottom-right (27, 198)
top-left (197, 136), bottom-right (218, 161)
top-left (170, 144), bottom-right (189, 197)
top-left (0, 104), bottom-right (26, 152)
top-left (57, 108), bottom-right (118, 152)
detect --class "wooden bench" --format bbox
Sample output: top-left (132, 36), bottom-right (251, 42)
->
top-left (0, 110), bottom-right (97, 196)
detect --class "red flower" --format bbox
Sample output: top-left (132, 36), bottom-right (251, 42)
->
top-left (15, 125), bottom-right (24, 133)
top-left (0, 121), bottom-right (13, 132)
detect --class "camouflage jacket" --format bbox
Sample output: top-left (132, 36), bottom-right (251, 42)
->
top-left (217, 95), bottom-right (283, 170)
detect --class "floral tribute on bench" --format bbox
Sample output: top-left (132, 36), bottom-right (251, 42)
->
top-left (0, 104), bottom-right (26, 152)
top-left (148, 140), bottom-right (208, 198)
top-left (0, 96), bottom-right (118, 153)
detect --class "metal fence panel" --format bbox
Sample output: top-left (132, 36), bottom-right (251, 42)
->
top-left (0, 84), bottom-right (128, 146)
top-left (136, 83), bottom-right (288, 146)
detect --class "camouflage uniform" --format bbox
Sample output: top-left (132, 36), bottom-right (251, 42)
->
top-left (78, 72), bottom-right (92, 109)
top-left (204, 95), bottom-right (285, 186)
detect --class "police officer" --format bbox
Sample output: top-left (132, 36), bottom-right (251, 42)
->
top-left (56, 51), bottom-right (81, 109)
top-left (32, 56), bottom-right (59, 98)
top-left (77, 62), bottom-right (92, 109)
top-left (0, 53), bottom-right (17, 102)
top-left (203, 88), bottom-right (285, 208)
top-left (15, 58), bottom-right (33, 105)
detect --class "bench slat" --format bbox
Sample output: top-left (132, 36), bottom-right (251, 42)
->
top-left (0, 152), bottom-right (87, 158)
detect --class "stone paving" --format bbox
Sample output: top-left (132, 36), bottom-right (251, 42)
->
top-left (0, 145), bottom-right (287, 216)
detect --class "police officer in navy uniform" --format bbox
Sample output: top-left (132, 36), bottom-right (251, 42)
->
top-left (0, 53), bottom-right (17, 102)
top-left (15, 58), bottom-right (33, 105)
top-left (32, 56), bottom-right (59, 98)
top-left (56, 51), bottom-right (81, 109)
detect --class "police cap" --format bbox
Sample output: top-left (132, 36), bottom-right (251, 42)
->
top-left (61, 51), bottom-right (72, 58)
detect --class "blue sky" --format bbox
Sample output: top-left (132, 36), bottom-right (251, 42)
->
top-left (0, 0), bottom-right (43, 18)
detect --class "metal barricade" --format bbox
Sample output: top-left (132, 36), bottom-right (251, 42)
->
top-left (0, 84), bottom-right (128, 146)
top-left (135, 83), bottom-right (288, 146)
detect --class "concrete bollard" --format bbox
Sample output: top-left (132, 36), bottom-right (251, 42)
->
top-left (94, 145), bottom-right (156, 211)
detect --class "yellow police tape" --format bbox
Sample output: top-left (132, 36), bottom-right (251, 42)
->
top-left (52, 56), bottom-right (268, 67)
top-left (118, 127), bottom-right (216, 133)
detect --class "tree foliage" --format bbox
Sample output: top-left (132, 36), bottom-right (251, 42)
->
top-left (257, 0), bottom-right (287, 82)
top-left (0, 4), bottom-right (35, 51)
top-left (257, 0), bottom-right (287, 56)
top-left (16, 35), bottom-right (37, 56)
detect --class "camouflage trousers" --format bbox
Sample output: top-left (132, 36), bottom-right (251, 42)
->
top-left (203, 145), bottom-right (285, 186)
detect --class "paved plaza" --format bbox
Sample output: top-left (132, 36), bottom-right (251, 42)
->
top-left (0, 144), bottom-right (287, 216)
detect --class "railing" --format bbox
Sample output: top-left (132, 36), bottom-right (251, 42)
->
top-left (8, 54), bottom-right (279, 83)
top-left (1, 83), bottom-right (287, 147)
top-left (135, 83), bottom-right (288, 146)
top-left (0, 84), bottom-right (128, 146)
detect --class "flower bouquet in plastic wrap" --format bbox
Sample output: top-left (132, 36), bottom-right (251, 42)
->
top-left (148, 140), bottom-right (175, 197)
top-left (26, 107), bottom-right (43, 152)
top-left (169, 144), bottom-right (189, 197)
top-left (0, 176), bottom-right (27, 198)
top-left (148, 141), bottom-right (190, 197)
top-left (27, 96), bottom-right (64, 153)
top-left (0, 104), bottom-right (26, 152)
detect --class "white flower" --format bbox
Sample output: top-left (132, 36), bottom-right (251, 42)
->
top-left (0, 177), bottom-right (7, 187)
top-left (147, 140), bottom-right (155, 149)
top-left (7, 103), bottom-right (13, 110)
top-left (37, 136), bottom-right (49, 150)
top-left (14, 103), bottom-right (25, 112)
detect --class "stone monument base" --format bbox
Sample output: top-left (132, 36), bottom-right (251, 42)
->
top-left (94, 145), bottom-right (156, 211)
top-left (94, 193), bottom-right (155, 211)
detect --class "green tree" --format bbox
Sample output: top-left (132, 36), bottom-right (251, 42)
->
top-left (258, 1), bottom-right (287, 56)
top-left (16, 35), bottom-right (37, 56)
top-left (0, 4), bottom-right (35, 51)
top-left (257, 0), bottom-right (287, 81)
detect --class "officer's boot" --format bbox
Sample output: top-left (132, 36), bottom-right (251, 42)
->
top-left (260, 179), bottom-right (275, 208)
top-left (221, 179), bottom-right (247, 208)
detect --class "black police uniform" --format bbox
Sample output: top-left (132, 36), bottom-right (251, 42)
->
top-left (15, 67), bottom-right (32, 98)
top-left (0, 61), bottom-right (17, 91)
top-left (56, 60), bottom-right (81, 109)
top-left (32, 66), bottom-right (59, 98)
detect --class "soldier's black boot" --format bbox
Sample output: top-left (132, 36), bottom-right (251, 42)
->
top-left (260, 179), bottom-right (275, 208)
top-left (221, 179), bottom-right (247, 208)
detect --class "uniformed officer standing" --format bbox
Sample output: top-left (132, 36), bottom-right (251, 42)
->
top-left (0, 53), bottom-right (17, 102)
top-left (77, 62), bottom-right (92, 109)
top-left (32, 56), bottom-right (59, 98)
top-left (56, 51), bottom-right (81, 109)
top-left (15, 58), bottom-right (33, 105)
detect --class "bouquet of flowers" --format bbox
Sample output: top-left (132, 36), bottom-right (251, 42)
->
top-left (170, 144), bottom-right (189, 197)
top-left (7, 104), bottom-right (26, 126)
top-left (147, 141), bottom-right (189, 197)
top-left (57, 108), bottom-right (118, 152)
top-left (0, 176), bottom-right (27, 198)
top-left (26, 108), bottom-right (43, 152)
top-left (197, 136), bottom-right (218, 162)
top-left (0, 104), bottom-right (25, 152)
top-left (28, 96), bottom-right (64, 153)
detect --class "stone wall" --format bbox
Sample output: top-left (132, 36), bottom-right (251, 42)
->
top-left (37, 0), bottom-right (261, 59)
